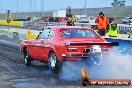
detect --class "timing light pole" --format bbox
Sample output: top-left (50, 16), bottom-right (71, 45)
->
top-left (6, 10), bottom-right (11, 31)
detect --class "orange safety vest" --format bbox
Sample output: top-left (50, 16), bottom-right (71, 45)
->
top-left (97, 16), bottom-right (107, 30)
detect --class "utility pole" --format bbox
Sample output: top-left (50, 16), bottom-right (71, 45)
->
top-left (41, 0), bottom-right (44, 17)
top-left (30, 0), bottom-right (33, 12)
top-left (17, 0), bottom-right (19, 19)
top-left (34, 0), bottom-right (37, 12)
top-left (84, 0), bottom-right (87, 16)
top-left (0, 1), bottom-right (1, 13)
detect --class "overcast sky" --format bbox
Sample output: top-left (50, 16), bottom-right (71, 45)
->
top-left (0, 0), bottom-right (132, 13)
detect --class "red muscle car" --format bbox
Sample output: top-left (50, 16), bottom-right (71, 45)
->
top-left (20, 26), bottom-right (118, 74)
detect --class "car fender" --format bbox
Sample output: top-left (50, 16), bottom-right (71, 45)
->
top-left (48, 45), bottom-right (63, 61)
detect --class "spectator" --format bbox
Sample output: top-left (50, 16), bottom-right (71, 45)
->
top-left (66, 18), bottom-right (74, 26)
top-left (95, 12), bottom-right (108, 36)
top-left (107, 18), bottom-right (118, 37)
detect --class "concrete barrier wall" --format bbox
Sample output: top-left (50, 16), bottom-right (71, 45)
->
top-left (0, 28), bottom-right (131, 49)
top-left (0, 22), bottom-right (132, 39)
top-left (0, 20), bottom-right (21, 27)
top-left (0, 17), bottom-right (131, 39)
top-left (0, 20), bottom-right (132, 40)
top-left (0, 28), bottom-right (39, 41)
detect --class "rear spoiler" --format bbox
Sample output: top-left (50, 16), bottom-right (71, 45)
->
top-left (65, 42), bottom-right (119, 46)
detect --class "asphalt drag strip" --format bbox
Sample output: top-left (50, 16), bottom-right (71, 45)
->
top-left (0, 37), bottom-right (81, 88)
top-left (0, 37), bottom-right (131, 88)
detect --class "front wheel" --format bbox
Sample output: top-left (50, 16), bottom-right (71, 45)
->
top-left (24, 48), bottom-right (31, 66)
top-left (48, 52), bottom-right (62, 75)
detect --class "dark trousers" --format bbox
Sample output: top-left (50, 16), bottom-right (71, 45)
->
top-left (98, 29), bottom-right (106, 36)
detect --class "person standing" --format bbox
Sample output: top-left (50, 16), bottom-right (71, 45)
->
top-left (66, 18), bottom-right (74, 26)
top-left (72, 16), bottom-right (77, 25)
top-left (95, 12), bottom-right (108, 36)
top-left (107, 18), bottom-right (118, 37)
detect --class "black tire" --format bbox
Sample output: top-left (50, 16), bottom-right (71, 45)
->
top-left (24, 48), bottom-right (31, 66)
top-left (48, 52), bottom-right (62, 75)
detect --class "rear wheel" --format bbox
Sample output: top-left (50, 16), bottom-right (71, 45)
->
top-left (48, 52), bottom-right (62, 75)
top-left (24, 48), bottom-right (31, 66)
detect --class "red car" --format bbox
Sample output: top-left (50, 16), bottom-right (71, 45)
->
top-left (20, 26), bottom-right (118, 74)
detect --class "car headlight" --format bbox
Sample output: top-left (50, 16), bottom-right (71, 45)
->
top-left (92, 45), bottom-right (101, 53)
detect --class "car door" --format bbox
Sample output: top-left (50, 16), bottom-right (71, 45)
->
top-left (26, 40), bottom-right (39, 59)
top-left (37, 28), bottom-right (51, 61)
top-left (39, 29), bottom-right (55, 62)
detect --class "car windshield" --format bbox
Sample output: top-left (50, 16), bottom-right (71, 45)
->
top-left (61, 29), bottom-right (98, 38)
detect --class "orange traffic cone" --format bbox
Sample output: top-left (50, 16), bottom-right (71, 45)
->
top-left (27, 27), bottom-right (31, 34)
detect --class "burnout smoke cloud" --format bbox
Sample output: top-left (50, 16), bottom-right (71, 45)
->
top-left (59, 49), bottom-right (132, 81)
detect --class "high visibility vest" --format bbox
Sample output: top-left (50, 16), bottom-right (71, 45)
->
top-left (71, 17), bottom-right (77, 25)
top-left (73, 19), bottom-right (77, 25)
top-left (108, 24), bottom-right (118, 37)
top-left (97, 16), bottom-right (107, 30)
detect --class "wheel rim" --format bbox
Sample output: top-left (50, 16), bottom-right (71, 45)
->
top-left (50, 54), bottom-right (56, 68)
top-left (24, 50), bottom-right (28, 64)
top-left (91, 53), bottom-right (102, 65)
top-left (25, 56), bottom-right (28, 64)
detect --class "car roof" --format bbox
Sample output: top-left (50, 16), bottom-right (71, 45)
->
top-left (44, 26), bottom-right (91, 30)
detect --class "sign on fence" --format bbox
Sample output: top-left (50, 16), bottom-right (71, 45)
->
top-left (118, 24), bottom-right (132, 34)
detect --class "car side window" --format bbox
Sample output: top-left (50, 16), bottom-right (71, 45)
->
top-left (38, 28), bottom-right (51, 40)
top-left (47, 29), bottom-right (55, 40)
